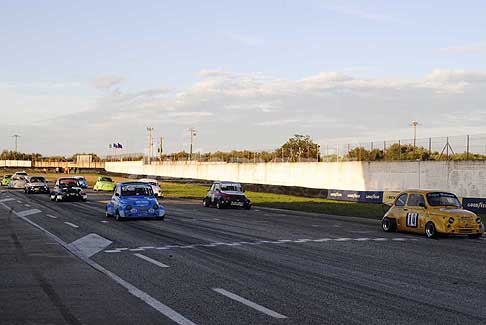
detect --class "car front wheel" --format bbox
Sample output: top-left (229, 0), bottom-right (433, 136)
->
top-left (216, 201), bottom-right (223, 209)
top-left (425, 222), bottom-right (436, 238)
top-left (203, 198), bottom-right (210, 207)
top-left (115, 210), bottom-right (123, 221)
top-left (382, 217), bottom-right (396, 232)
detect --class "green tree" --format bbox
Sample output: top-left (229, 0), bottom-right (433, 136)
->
top-left (278, 134), bottom-right (319, 162)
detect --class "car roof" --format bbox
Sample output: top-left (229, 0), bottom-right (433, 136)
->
top-left (57, 177), bottom-right (78, 181)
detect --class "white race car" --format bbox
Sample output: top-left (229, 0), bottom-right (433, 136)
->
top-left (138, 178), bottom-right (163, 198)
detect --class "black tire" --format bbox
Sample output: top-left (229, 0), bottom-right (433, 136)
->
top-left (425, 222), bottom-right (437, 238)
top-left (55, 195), bottom-right (62, 202)
top-left (244, 203), bottom-right (252, 210)
top-left (216, 201), bottom-right (223, 209)
top-left (468, 233), bottom-right (482, 239)
top-left (382, 217), bottom-right (396, 232)
top-left (203, 198), bottom-right (210, 207)
top-left (50, 194), bottom-right (55, 201)
top-left (115, 209), bottom-right (123, 221)
top-left (105, 207), bottom-right (112, 218)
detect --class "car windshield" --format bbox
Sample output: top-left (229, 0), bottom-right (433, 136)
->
top-left (59, 179), bottom-right (79, 187)
top-left (426, 192), bottom-right (461, 207)
top-left (121, 185), bottom-right (153, 196)
top-left (16, 172), bottom-right (27, 176)
top-left (221, 184), bottom-right (242, 192)
top-left (100, 177), bottom-right (113, 182)
top-left (30, 177), bottom-right (45, 183)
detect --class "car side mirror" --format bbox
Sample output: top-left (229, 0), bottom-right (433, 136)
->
top-left (419, 202), bottom-right (426, 208)
top-left (216, 189), bottom-right (220, 192)
top-left (115, 193), bottom-right (120, 197)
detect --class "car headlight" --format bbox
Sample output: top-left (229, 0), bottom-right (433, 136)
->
top-left (153, 204), bottom-right (159, 210)
top-left (448, 217), bottom-right (455, 224)
top-left (476, 217), bottom-right (481, 224)
top-left (126, 205), bottom-right (132, 211)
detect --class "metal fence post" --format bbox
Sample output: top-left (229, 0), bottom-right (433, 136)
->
top-left (466, 135), bottom-right (470, 160)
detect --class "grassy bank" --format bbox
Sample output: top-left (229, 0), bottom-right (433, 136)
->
top-left (162, 181), bottom-right (386, 219)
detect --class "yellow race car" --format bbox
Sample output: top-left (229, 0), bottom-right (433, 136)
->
top-left (382, 190), bottom-right (483, 238)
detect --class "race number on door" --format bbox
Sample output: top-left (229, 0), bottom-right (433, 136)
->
top-left (406, 213), bottom-right (419, 228)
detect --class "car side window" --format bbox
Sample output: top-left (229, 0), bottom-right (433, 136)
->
top-left (210, 184), bottom-right (215, 191)
top-left (407, 194), bottom-right (425, 207)
top-left (395, 193), bottom-right (408, 207)
top-left (215, 184), bottom-right (221, 191)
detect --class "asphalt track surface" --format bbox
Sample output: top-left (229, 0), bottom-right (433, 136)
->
top-left (1, 188), bottom-right (486, 324)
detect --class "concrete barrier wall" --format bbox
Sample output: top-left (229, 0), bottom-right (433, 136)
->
top-left (0, 160), bottom-right (32, 168)
top-left (104, 160), bottom-right (486, 198)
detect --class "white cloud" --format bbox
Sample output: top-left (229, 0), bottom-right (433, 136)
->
top-left (439, 43), bottom-right (486, 54)
top-left (90, 75), bottom-right (125, 91)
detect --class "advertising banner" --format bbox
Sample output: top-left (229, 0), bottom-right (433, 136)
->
top-left (461, 197), bottom-right (486, 215)
top-left (327, 189), bottom-right (383, 204)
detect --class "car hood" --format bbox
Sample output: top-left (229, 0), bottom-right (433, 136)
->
top-left (29, 182), bottom-right (47, 187)
top-left (430, 207), bottom-right (477, 218)
top-left (121, 196), bottom-right (155, 206)
top-left (221, 191), bottom-right (245, 196)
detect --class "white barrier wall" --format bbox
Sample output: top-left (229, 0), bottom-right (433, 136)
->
top-left (0, 160), bottom-right (32, 168)
top-left (105, 160), bottom-right (486, 198)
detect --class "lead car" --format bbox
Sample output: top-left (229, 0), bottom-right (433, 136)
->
top-left (105, 182), bottom-right (166, 221)
top-left (382, 190), bottom-right (483, 238)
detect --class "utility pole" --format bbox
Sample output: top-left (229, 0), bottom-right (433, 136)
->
top-left (146, 127), bottom-right (154, 164)
top-left (12, 134), bottom-right (20, 152)
top-left (158, 136), bottom-right (163, 161)
top-left (189, 128), bottom-right (196, 161)
top-left (411, 120), bottom-right (420, 155)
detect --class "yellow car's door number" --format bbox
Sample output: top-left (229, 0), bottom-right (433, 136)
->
top-left (406, 212), bottom-right (419, 228)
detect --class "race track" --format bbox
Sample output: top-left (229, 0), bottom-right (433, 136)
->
top-left (1, 188), bottom-right (486, 324)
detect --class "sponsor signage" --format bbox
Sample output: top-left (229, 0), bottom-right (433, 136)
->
top-left (327, 189), bottom-right (384, 204)
top-left (383, 191), bottom-right (401, 206)
top-left (462, 197), bottom-right (486, 214)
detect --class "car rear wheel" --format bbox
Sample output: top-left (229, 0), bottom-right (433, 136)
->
top-left (382, 217), bottom-right (396, 232)
top-left (425, 222), bottom-right (436, 238)
top-left (244, 203), bottom-right (251, 210)
top-left (115, 209), bottom-right (123, 221)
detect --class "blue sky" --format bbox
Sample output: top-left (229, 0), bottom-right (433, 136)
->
top-left (2, 1), bottom-right (486, 155)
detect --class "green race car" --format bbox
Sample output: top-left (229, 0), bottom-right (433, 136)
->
top-left (1, 175), bottom-right (12, 186)
top-left (93, 176), bottom-right (116, 192)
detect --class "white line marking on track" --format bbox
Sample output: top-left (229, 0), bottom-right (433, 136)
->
top-left (103, 236), bottom-right (416, 253)
top-left (24, 204), bottom-right (31, 207)
top-left (213, 288), bottom-right (287, 319)
top-left (0, 198), bottom-right (15, 203)
top-left (134, 253), bottom-right (170, 268)
top-left (0, 201), bottom-right (197, 325)
top-left (46, 214), bottom-right (57, 219)
top-left (100, 220), bottom-right (109, 223)
top-left (17, 200), bottom-right (22, 203)
top-left (16, 209), bottom-right (42, 217)
top-left (64, 222), bottom-right (79, 228)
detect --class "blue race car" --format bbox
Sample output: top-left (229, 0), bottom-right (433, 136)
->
top-left (105, 182), bottom-right (166, 221)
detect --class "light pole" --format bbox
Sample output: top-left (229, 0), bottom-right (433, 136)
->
top-left (146, 127), bottom-right (154, 164)
top-left (12, 134), bottom-right (20, 152)
top-left (411, 120), bottom-right (420, 154)
top-left (189, 128), bottom-right (196, 161)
